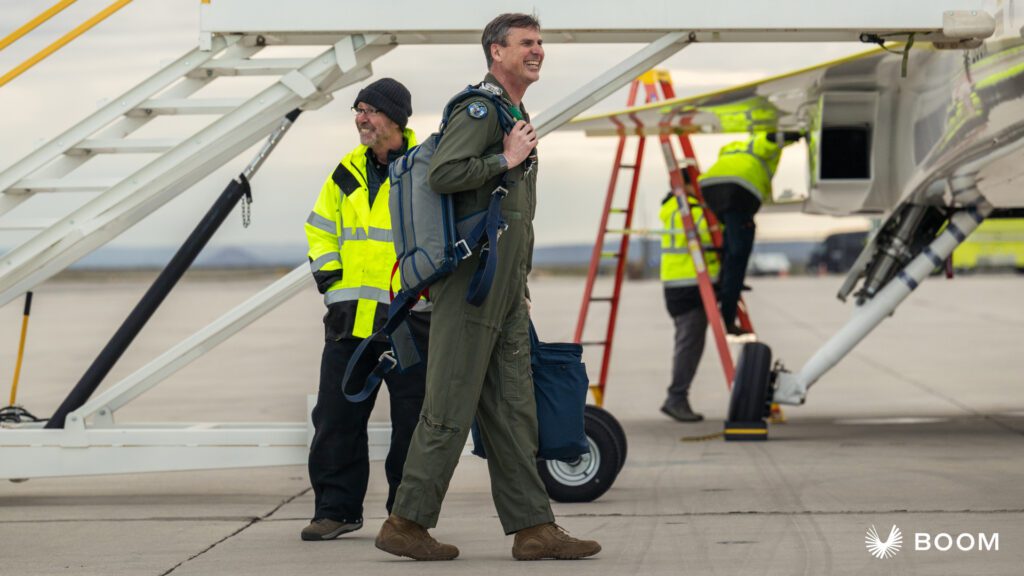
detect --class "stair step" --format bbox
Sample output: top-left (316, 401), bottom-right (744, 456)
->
top-left (8, 178), bottom-right (120, 193)
top-left (0, 218), bottom-right (59, 231)
top-left (192, 58), bottom-right (311, 77)
top-left (70, 138), bottom-right (179, 155)
top-left (129, 98), bottom-right (246, 116)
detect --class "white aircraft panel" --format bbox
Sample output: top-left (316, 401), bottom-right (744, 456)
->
top-left (200, 0), bottom-right (990, 43)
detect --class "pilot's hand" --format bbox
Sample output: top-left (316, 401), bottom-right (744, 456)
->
top-left (503, 121), bottom-right (537, 168)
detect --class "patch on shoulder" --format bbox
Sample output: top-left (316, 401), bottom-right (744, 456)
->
top-left (467, 101), bottom-right (489, 119)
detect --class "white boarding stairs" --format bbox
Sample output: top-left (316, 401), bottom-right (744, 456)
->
top-left (0, 33), bottom-right (392, 308)
top-left (0, 0), bottom-right (996, 479)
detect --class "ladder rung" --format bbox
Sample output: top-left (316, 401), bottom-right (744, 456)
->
top-left (579, 341), bottom-right (607, 346)
top-left (129, 98), bottom-right (246, 116)
top-left (619, 163), bottom-right (637, 169)
top-left (70, 138), bottom-right (179, 155)
top-left (192, 58), bottom-right (311, 77)
top-left (8, 178), bottom-right (119, 193)
top-left (609, 208), bottom-right (631, 214)
top-left (0, 218), bottom-right (59, 230)
top-left (589, 296), bottom-right (613, 302)
top-left (600, 251), bottom-right (619, 259)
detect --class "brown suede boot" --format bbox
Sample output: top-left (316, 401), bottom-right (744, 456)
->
top-left (375, 514), bottom-right (459, 561)
top-left (512, 523), bottom-right (601, 560)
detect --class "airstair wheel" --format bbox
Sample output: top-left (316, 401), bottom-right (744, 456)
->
top-left (583, 404), bottom-right (627, 471)
top-left (537, 410), bottom-right (622, 503)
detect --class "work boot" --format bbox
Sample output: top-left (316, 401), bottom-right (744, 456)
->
top-left (512, 523), bottom-right (601, 560)
top-left (375, 514), bottom-right (459, 561)
top-left (300, 518), bottom-right (363, 541)
top-left (725, 323), bottom-right (752, 336)
top-left (661, 399), bottom-right (704, 422)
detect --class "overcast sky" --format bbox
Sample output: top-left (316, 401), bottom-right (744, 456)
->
top-left (0, 0), bottom-right (872, 255)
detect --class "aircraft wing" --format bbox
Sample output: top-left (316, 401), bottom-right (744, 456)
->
top-left (563, 48), bottom-right (887, 138)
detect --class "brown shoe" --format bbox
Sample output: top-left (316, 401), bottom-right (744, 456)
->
top-left (375, 514), bottom-right (459, 561)
top-left (513, 523), bottom-right (601, 560)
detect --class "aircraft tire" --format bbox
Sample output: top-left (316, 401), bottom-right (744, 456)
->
top-left (728, 342), bottom-right (773, 422)
top-left (537, 412), bottom-right (621, 503)
top-left (583, 404), bottom-right (627, 472)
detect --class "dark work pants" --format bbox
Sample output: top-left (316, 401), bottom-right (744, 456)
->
top-left (307, 314), bottom-right (428, 523)
top-left (668, 306), bottom-right (708, 404)
top-left (718, 210), bottom-right (757, 326)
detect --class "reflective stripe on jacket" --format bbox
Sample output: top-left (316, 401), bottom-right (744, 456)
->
top-left (305, 128), bottom-right (417, 339)
top-left (659, 195), bottom-right (720, 287)
top-left (698, 132), bottom-right (782, 203)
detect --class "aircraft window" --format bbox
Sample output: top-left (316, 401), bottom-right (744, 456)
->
top-left (820, 126), bottom-right (871, 179)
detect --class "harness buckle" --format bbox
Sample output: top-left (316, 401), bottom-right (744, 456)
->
top-left (455, 239), bottom-right (472, 260)
top-left (491, 185), bottom-right (508, 198)
top-left (378, 350), bottom-right (398, 371)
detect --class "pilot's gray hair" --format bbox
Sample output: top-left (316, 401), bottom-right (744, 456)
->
top-left (482, 13), bottom-right (541, 69)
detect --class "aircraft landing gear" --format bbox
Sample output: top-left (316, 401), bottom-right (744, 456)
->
top-left (537, 405), bottom-right (626, 502)
top-left (724, 342), bottom-right (773, 441)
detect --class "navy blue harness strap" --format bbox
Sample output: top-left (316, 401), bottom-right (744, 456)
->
top-left (465, 185), bottom-right (508, 306)
top-left (341, 289), bottom-right (421, 402)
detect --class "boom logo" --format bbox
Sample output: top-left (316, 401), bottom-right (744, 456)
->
top-left (864, 525), bottom-right (1000, 559)
top-left (865, 525), bottom-right (903, 559)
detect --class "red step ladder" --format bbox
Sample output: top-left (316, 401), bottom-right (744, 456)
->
top-left (574, 70), bottom-right (755, 407)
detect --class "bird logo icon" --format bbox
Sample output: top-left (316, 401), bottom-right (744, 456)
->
top-left (865, 525), bottom-right (903, 559)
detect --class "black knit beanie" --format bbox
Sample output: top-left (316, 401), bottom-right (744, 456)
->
top-left (353, 78), bottom-right (412, 129)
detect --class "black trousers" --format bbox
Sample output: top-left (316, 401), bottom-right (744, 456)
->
top-left (718, 210), bottom-right (757, 326)
top-left (703, 183), bottom-right (760, 327)
top-left (307, 313), bottom-right (428, 522)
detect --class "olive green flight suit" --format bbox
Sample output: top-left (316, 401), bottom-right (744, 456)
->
top-left (392, 74), bottom-right (554, 534)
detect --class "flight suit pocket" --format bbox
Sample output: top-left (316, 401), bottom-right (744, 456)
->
top-left (499, 320), bottom-right (531, 401)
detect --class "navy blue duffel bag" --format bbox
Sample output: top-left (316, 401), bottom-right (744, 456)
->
top-left (471, 322), bottom-right (589, 462)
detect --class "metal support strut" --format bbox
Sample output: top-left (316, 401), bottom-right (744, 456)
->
top-left (774, 180), bottom-right (994, 405)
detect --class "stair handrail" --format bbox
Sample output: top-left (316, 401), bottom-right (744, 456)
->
top-left (0, 0), bottom-right (133, 89)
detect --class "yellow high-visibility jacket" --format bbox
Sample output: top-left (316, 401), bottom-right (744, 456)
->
top-left (698, 132), bottom-right (782, 204)
top-left (660, 194), bottom-right (721, 286)
top-left (305, 128), bottom-right (417, 339)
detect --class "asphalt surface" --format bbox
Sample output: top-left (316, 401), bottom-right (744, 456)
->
top-left (1, 272), bottom-right (1021, 575)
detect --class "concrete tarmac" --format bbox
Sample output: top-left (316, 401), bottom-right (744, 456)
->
top-left (1, 272), bottom-right (1022, 575)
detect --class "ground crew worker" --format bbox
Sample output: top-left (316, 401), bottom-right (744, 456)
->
top-left (698, 131), bottom-right (800, 335)
top-left (375, 13), bottom-right (601, 561)
top-left (659, 170), bottom-right (721, 423)
top-left (301, 78), bottom-right (430, 541)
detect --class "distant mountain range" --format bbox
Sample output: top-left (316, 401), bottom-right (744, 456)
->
top-left (532, 239), bottom-right (818, 269)
top-left (0, 239), bottom-right (818, 272)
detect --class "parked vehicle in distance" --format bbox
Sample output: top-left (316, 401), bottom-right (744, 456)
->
top-left (747, 252), bottom-right (791, 276)
top-left (807, 231), bottom-right (868, 274)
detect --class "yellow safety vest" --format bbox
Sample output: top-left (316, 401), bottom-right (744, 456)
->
top-left (659, 195), bottom-right (720, 286)
top-left (702, 97), bottom-right (778, 133)
top-left (698, 132), bottom-right (782, 203)
top-left (305, 128), bottom-right (417, 339)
